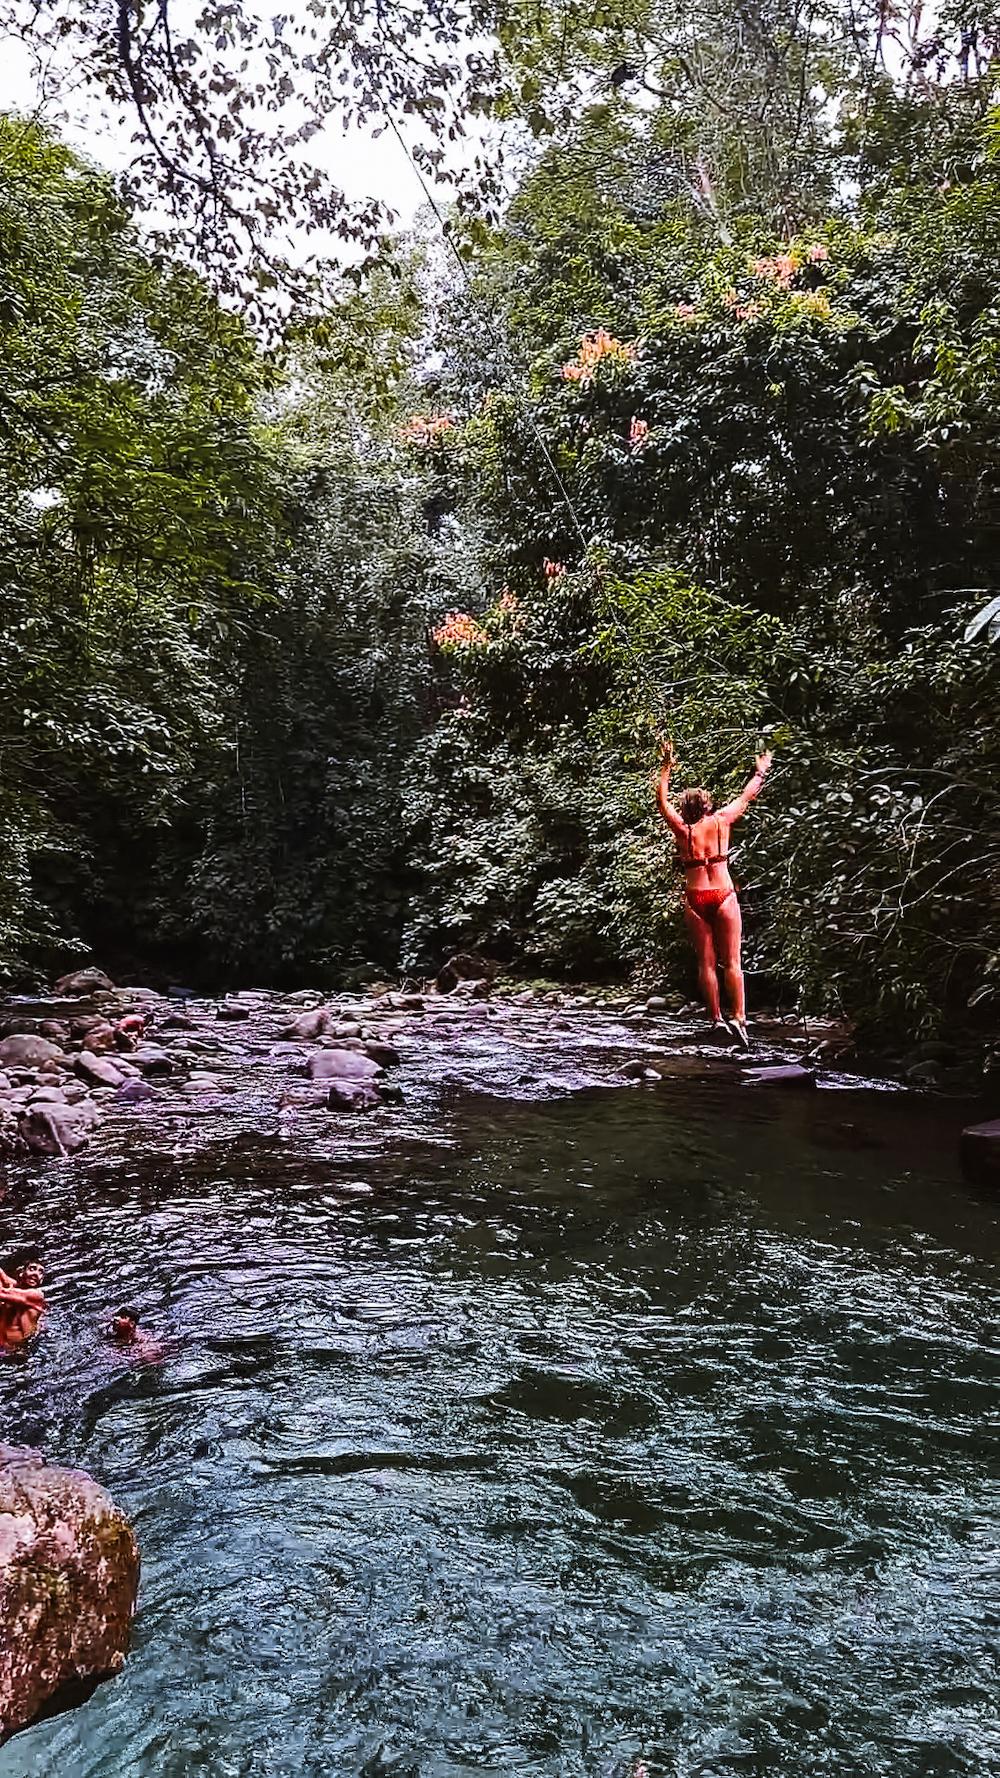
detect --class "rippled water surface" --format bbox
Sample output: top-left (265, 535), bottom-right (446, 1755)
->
top-left (2, 1081), bottom-right (999, 1777)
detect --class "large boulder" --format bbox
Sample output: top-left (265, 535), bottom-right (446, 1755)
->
top-left (0, 1035), bottom-right (66, 1071)
top-left (0, 1444), bottom-right (139, 1744)
top-left (52, 969), bottom-right (115, 997)
top-left (960, 1119), bottom-right (1000, 1190)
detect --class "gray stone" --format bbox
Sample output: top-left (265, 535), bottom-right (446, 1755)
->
top-left (116, 1079), bottom-right (159, 1104)
top-left (308, 1049), bottom-right (382, 1081)
top-left (0, 1036), bottom-right (65, 1070)
top-left (18, 1101), bottom-right (98, 1156)
top-left (0, 1443), bottom-right (139, 1744)
top-left (906, 1059), bottom-right (941, 1086)
top-left (52, 968), bottom-right (115, 997)
top-left (281, 1009), bottom-right (333, 1041)
top-left (216, 1003), bottom-right (251, 1021)
top-left (327, 1080), bottom-right (383, 1112)
top-left (81, 1023), bottom-right (117, 1055)
top-left (960, 1119), bottom-right (1000, 1190)
top-left (364, 1042), bottom-right (401, 1068)
top-left (131, 1046), bottom-right (173, 1076)
top-left (75, 1053), bottom-right (124, 1090)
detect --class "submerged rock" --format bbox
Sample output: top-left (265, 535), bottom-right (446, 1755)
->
top-left (741, 1063), bottom-right (817, 1089)
top-left (0, 1443), bottom-right (139, 1744)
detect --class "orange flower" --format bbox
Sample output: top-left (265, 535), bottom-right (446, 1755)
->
top-left (401, 413), bottom-right (454, 448)
top-left (543, 558), bottom-right (566, 579)
top-left (561, 328), bottom-right (637, 387)
top-left (431, 611), bottom-right (487, 649)
top-left (750, 253), bottom-right (798, 290)
top-left (807, 243), bottom-right (829, 262)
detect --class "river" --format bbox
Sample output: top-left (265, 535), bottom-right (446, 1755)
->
top-left (2, 1031), bottom-right (999, 1776)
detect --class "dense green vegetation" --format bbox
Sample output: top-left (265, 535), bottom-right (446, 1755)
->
top-left (1, 0), bottom-right (998, 1063)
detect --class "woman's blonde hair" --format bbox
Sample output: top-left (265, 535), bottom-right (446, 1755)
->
top-left (679, 788), bottom-right (713, 823)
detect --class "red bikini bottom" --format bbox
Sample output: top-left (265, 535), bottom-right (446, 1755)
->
top-left (686, 886), bottom-right (736, 919)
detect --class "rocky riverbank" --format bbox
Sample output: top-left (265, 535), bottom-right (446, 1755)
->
top-left (0, 966), bottom-right (896, 1177)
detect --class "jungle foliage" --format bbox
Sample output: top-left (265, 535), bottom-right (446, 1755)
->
top-left (399, 65), bottom-right (1000, 1050)
top-left (0, 118), bottom-right (440, 983)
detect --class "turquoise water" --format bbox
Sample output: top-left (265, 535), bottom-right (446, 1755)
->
top-left (2, 1081), bottom-right (999, 1776)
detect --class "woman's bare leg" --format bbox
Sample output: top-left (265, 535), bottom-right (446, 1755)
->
top-left (712, 895), bottom-right (745, 1023)
top-left (684, 902), bottom-right (722, 1020)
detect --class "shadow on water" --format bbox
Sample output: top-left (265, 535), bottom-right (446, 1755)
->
top-left (2, 1079), bottom-right (999, 1777)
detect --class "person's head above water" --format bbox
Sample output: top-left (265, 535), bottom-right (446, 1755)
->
top-left (678, 788), bottom-right (713, 824)
top-left (11, 1258), bottom-right (43, 1290)
top-left (112, 1307), bottom-right (140, 1341)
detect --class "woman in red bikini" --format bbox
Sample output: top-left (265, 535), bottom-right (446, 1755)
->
top-left (656, 742), bottom-right (772, 1047)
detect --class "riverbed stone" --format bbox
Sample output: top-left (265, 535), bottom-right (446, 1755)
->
top-left (75, 1053), bottom-right (124, 1089)
top-left (363, 1042), bottom-right (401, 1068)
top-left (281, 1008), bottom-right (333, 1041)
top-left (52, 968), bottom-right (116, 997)
top-left (19, 1100), bottom-right (98, 1156)
top-left (131, 1046), bottom-right (173, 1076)
top-left (327, 1079), bottom-right (384, 1111)
top-left (216, 1002), bottom-right (251, 1021)
top-left (81, 1022), bottom-right (117, 1055)
top-left (0, 1443), bottom-right (139, 1744)
top-left (116, 1079), bottom-right (159, 1104)
top-left (308, 1049), bottom-right (382, 1081)
top-left (959, 1119), bottom-right (1000, 1189)
top-left (0, 1035), bottom-right (66, 1070)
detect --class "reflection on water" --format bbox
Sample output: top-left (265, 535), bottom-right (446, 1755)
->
top-left (2, 1083), bottom-right (999, 1777)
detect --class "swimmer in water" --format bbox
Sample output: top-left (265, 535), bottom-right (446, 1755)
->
top-left (0, 1260), bottom-right (46, 1349)
top-left (108, 1306), bottom-right (169, 1363)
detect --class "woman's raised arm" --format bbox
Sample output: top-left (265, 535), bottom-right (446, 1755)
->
top-left (655, 741), bottom-right (687, 837)
top-left (719, 750), bottom-right (773, 823)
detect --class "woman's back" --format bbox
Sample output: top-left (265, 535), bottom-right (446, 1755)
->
top-left (676, 813), bottom-right (733, 887)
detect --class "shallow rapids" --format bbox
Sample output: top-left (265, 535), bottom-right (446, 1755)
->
top-left (2, 1075), bottom-right (999, 1776)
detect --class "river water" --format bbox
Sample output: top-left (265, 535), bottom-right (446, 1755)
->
top-left (2, 1071), bottom-right (999, 1777)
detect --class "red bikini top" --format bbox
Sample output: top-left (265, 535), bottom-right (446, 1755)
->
top-left (677, 816), bottom-right (728, 870)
